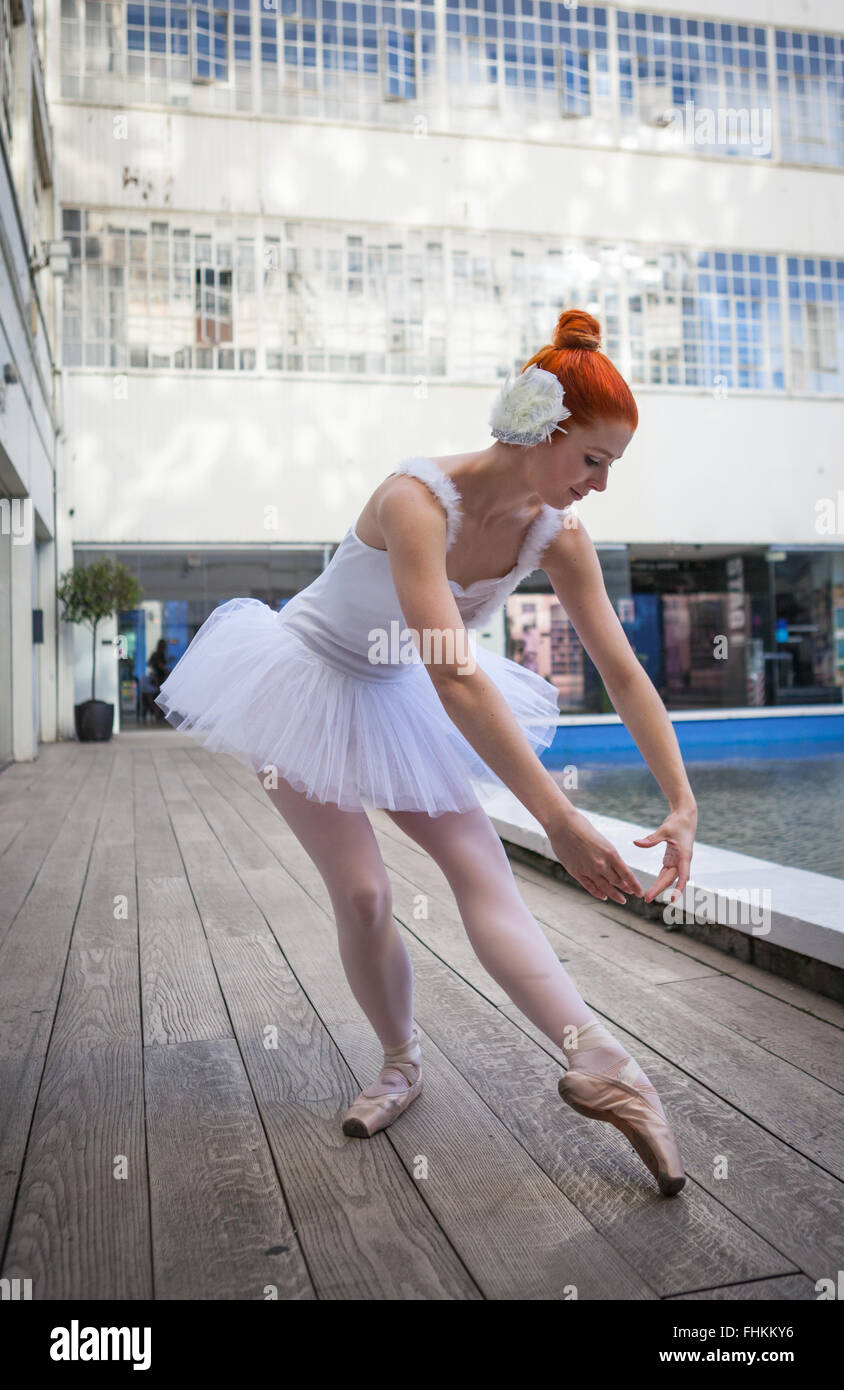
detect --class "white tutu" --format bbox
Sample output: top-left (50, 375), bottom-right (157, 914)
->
top-left (154, 596), bottom-right (560, 818)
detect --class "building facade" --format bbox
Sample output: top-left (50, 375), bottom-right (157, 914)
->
top-left (0, 0), bottom-right (70, 768)
top-left (35, 0), bottom-right (844, 733)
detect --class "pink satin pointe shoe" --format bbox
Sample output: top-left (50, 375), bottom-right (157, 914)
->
top-left (557, 1019), bottom-right (686, 1197)
top-left (342, 1027), bottom-right (423, 1138)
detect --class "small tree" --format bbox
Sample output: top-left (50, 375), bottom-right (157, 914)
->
top-left (57, 558), bottom-right (143, 703)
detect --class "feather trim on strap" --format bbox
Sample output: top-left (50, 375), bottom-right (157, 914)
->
top-left (514, 504), bottom-right (572, 584)
top-left (462, 505), bottom-right (572, 632)
top-left (394, 457), bottom-right (463, 550)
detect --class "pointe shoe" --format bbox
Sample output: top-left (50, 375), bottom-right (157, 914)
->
top-left (342, 1027), bottom-right (423, 1138)
top-left (557, 1020), bottom-right (686, 1197)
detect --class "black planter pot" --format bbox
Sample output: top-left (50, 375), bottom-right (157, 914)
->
top-left (75, 700), bottom-right (114, 742)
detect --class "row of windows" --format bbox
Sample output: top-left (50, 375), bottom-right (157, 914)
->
top-left (60, 208), bottom-right (844, 394)
top-left (58, 1), bottom-right (844, 166)
top-left (0, 1), bottom-right (13, 142)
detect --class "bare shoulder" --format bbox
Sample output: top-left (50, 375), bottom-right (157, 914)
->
top-left (372, 472), bottom-right (450, 558)
top-left (354, 470), bottom-right (447, 551)
top-left (539, 509), bottom-right (600, 587)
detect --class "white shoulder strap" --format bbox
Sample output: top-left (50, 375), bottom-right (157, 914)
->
top-left (515, 504), bottom-right (572, 581)
top-left (393, 457), bottom-right (463, 550)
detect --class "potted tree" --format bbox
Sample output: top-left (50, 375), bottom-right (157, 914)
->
top-left (57, 557), bottom-right (143, 742)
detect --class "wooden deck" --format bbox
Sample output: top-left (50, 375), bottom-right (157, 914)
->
top-left (0, 729), bottom-right (842, 1302)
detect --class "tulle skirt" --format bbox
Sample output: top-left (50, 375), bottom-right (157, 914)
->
top-left (154, 597), bottom-right (560, 817)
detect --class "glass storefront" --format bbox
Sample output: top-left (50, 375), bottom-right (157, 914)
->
top-left (506, 545), bottom-right (844, 714)
top-left (76, 545), bottom-right (328, 727)
top-left (73, 540), bottom-right (844, 724)
top-left (769, 550), bottom-right (844, 702)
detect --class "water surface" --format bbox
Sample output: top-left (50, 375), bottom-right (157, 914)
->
top-left (549, 754), bottom-right (844, 880)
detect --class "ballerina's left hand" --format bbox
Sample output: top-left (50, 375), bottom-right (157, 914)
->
top-left (633, 806), bottom-right (697, 905)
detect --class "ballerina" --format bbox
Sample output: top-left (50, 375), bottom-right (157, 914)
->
top-left (155, 309), bottom-right (697, 1197)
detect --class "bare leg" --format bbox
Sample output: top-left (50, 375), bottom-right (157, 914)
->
top-left (384, 803), bottom-right (665, 1115)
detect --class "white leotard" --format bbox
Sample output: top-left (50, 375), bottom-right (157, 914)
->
top-left (278, 455), bottom-right (572, 680)
top-left (155, 455), bottom-right (571, 815)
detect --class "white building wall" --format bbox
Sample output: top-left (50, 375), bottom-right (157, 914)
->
top-left (49, 0), bottom-right (844, 555)
top-left (0, 0), bottom-right (64, 761)
top-left (43, 0), bottom-right (844, 712)
top-left (54, 107), bottom-right (844, 260)
top-left (61, 374), bottom-right (841, 548)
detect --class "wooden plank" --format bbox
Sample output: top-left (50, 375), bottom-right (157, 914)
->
top-left (239, 871), bottom-right (656, 1301)
top-left (185, 748), bottom-right (755, 1300)
top-left (0, 748), bottom-right (114, 1253)
top-left (373, 822), bottom-right (844, 1184)
top-left (367, 822), bottom-right (844, 1287)
top-left (520, 858), bottom-right (844, 1031)
top-left (153, 750), bottom-right (478, 1299)
top-left (133, 753), bottom-right (186, 879)
top-left (138, 875), bottom-right (234, 1046)
top-left (154, 746), bottom-right (844, 1295)
top-left (144, 1038), bottom-right (313, 1301)
top-left (0, 740), bottom-right (81, 801)
top-left (0, 817), bottom-right (26, 856)
top-left (371, 812), bottom-right (721, 988)
top-left (135, 753), bottom-right (232, 1046)
top-left (1, 752), bottom-right (150, 1297)
top-left (668, 1273), bottom-right (818, 1300)
top-left (207, 933), bottom-right (481, 1301)
top-left (663, 974), bottom-right (844, 1094)
top-left (210, 765), bottom-right (844, 1026)
top-left (2, 946), bottom-right (150, 1298)
top-left (179, 749), bottom-right (659, 1300)
top-left (0, 743), bottom-right (94, 944)
top-left (393, 919), bottom-right (797, 1298)
top-left (255, 785), bottom-right (841, 1291)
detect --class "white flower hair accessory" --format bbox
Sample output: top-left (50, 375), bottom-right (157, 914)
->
top-left (489, 364), bottom-right (572, 446)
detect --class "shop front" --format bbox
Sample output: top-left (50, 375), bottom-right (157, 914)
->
top-left (506, 544), bottom-right (844, 714)
top-left (73, 544), bottom-right (330, 729)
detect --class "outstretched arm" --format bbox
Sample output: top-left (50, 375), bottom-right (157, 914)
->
top-left (377, 478), bottom-right (645, 904)
top-left (543, 516), bottom-right (697, 904)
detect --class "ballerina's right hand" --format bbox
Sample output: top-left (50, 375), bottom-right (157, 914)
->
top-left (547, 810), bottom-right (644, 905)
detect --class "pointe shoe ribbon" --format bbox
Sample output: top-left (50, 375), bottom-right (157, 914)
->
top-left (558, 1019), bottom-right (686, 1197)
top-left (342, 1026), bottom-right (423, 1138)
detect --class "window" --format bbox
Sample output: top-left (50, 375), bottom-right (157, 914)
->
top-left (775, 28), bottom-right (844, 167)
top-left (1, 0), bottom-right (13, 141)
top-left (191, 2), bottom-right (228, 82)
top-left (694, 251), bottom-right (783, 391)
top-left (63, 0), bottom-right (250, 107)
top-left (59, 207), bottom-right (844, 397)
top-left (127, 2), bottom-right (189, 84)
top-left (787, 258), bottom-right (844, 392)
top-left (260, 0), bottom-right (435, 123)
top-left (618, 11), bottom-right (771, 158)
top-left (445, 33), bottom-right (496, 110)
top-left (445, 0), bottom-right (610, 125)
top-left (52, 4), bottom-right (844, 167)
top-left (195, 264), bottom-right (233, 349)
top-left (62, 209), bottom-right (256, 370)
top-left (383, 26), bottom-right (416, 100)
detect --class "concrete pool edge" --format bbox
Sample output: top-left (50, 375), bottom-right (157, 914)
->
top-left (482, 789), bottom-right (844, 1005)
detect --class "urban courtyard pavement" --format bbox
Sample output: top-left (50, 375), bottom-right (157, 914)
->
top-left (0, 730), bottom-right (842, 1300)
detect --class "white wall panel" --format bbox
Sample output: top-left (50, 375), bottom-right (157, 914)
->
top-left (62, 371), bottom-right (841, 547)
